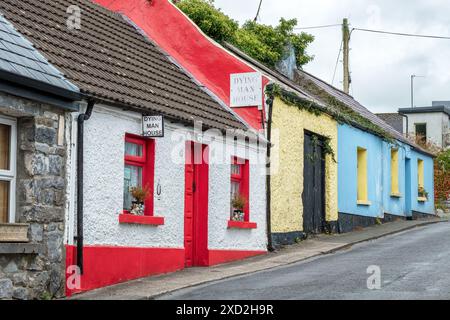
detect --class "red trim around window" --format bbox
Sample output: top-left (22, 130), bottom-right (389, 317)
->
top-left (119, 214), bottom-right (164, 226)
top-left (124, 134), bottom-right (155, 216)
top-left (231, 157), bottom-right (250, 221)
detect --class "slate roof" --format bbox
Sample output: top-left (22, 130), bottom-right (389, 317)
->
top-left (376, 113), bottom-right (403, 134)
top-left (0, 0), bottom-right (246, 131)
top-left (0, 12), bottom-right (80, 99)
top-left (223, 42), bottom-right (432, 156)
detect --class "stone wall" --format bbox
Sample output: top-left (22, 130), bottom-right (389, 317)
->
top-left (0, 93), bottom-right (69, 300)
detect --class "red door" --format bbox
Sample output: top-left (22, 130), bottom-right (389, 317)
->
top-left (184, 142), bottom-right (209, 267)
top-left (184, 142), bottom-right (195, 267)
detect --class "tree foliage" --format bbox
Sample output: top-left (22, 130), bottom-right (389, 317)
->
top-left (176, 0), bottom-right (314, 68)
top-left (435, 149), bottom-right (450, 206)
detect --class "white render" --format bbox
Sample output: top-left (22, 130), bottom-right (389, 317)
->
top-left (403, 111), bottom-right (450, 148)
top-left (64, 104), bottom-right (267, 252)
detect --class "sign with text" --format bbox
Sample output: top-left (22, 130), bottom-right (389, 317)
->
top-left (230, 72), bottom-right (262, 107)
top-left (143, 115), bottom-right (164, 138)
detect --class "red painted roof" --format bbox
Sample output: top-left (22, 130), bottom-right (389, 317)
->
top-left (93, 0), bottom-right (268, 129)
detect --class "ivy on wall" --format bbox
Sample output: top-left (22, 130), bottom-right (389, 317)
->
top-left (265, 82), bottom-right (395, 145)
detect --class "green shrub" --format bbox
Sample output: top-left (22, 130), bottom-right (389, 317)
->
top-left (176, 0), bottom-right (314, 68)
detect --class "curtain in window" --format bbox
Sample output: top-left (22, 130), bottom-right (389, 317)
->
top-left (0, 124), bottom-right (10, 170)
top-left (0, 180), bottom-right (8, 223)
top-left (0, 124), bottom-right (10, 223)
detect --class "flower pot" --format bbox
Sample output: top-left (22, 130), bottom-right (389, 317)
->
top-left (231, 210), bottom-right (245, 222)
top-left (0, 223), bottom-right (29, 243)
top-left (130, 201), bottom-right (145, 216)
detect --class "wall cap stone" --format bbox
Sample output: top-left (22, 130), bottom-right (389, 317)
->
top-left (0, 243), bottom-right (43, 254)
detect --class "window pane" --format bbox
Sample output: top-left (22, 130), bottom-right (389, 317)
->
top-left (123, 165), bottom-right (142, 210)
top-left (231, 164), bottom-right (240, 176)
top-left (0, 180), bottom-right (9, 223)
top-left (125, 141), bottom-right (143, 157)
top-left (230, 181), bottom-right (240, 204)
top-left (0, 124), bottom-right (10, 170)
top-left (415, 124), bottom-right (427, 143)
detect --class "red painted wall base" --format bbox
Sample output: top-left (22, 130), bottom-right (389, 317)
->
top-left (65, 245), bottom-right (266, 296)
top-left (65, 245), bottom-right (185, 296)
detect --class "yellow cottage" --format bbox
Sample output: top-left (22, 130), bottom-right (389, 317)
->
top-left (269, 94), bottom-right (338, 246)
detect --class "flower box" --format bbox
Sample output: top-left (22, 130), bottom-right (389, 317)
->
top-left (0, 223), bottom-right (29, 243)
top-left (227, 220), bottom-right (257, 229)
top-left (119, 214), bottom-right (164, 226)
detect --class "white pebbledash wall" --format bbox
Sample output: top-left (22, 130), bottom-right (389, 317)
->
top-left (64, 104), bottom-right (267, 252)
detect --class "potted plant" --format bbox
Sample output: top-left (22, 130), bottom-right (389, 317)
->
top-left (231, 194), bottom-right (247, 222)
top-left (129, 184), bottom-right (151, 216)
top-left (418, 186), bottom-right (428, 200)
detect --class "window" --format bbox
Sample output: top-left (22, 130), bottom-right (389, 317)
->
top-left (357, 147), bottom-right (370, 205)
top-left (230, 157), bottom-right (249, 221)
top-left (390, 148), bottom-right (400, 196)
top-left (123, 134), bottom-right (155, 216)
top-left (415, 123), bottom-right (427, 144)
top-left (0, 117), bottom-right (16, 223)
top-left (417, 159), bottom-right (425, 199)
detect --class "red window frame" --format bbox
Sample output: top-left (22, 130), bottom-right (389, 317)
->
top-left (123, 133), bottom-right (155, 216)
top-left (230, 156), bottom-right (250, 221)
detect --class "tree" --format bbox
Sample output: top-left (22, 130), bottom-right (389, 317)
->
top-left (176, 0), bottom-right (238, 43)
top-left (176, 0), bottom-right (314, 69)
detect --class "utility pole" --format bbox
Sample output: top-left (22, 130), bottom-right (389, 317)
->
top-left (342, 18), bottom-right (351, 94)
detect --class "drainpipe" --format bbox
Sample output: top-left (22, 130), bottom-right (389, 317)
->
top-left (266, 95), bottom-right (275, 252)
top-left (399, 112), bottom-right (409, 138)
top-left (76, 99), bottom-right (96, 274)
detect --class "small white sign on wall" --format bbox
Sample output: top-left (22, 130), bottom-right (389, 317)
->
top-left (143, 115), bottom-right (164, 138)
top-left (230, 72), bottom-right (263, 107)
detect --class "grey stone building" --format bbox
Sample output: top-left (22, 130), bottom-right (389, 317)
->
top-left (0, 14), bottom-right (81, 299)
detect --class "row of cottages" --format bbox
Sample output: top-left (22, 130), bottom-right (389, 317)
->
top-left (0, 0), bottom-right (268, 299)
top-left (97, 0), bottom-right (435, 245)
top-left (0, 0), bottom-right (435, 298)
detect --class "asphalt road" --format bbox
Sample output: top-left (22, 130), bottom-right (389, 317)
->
top-left (160, 221), bottom-right (450, 300)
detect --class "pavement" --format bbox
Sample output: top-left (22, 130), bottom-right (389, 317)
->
top-left (161, 219), bottom-right (450, 300)
top-left (71, 216), bottom-right (446, 300)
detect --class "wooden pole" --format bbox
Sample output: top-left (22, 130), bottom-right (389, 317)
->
top-left (343, 18), bottom-right (350, 94)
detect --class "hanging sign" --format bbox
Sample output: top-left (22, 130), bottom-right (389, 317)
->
top-left (230, 72), bottom-right (263, 107)
top-left (143, 115), bottom-right (164, 138)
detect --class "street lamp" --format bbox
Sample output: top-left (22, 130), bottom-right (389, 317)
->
top-left (411, 75), bottom-right (425, 108)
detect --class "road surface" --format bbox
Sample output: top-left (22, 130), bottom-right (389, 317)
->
top-left (160, 221), bottom-right (450, 300)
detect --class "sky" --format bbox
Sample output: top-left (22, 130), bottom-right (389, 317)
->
top-left (213, 0), bottom-right (450, 113)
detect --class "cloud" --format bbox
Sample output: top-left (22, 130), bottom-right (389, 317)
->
top-left (214, 0), bottom-right (450, 112)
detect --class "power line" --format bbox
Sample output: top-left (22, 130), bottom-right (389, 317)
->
top-left (294, 24), bottom-right (342, 30)
top-left (352, 27), bottom-right (450, 40)
top-left (331, 40), bottom-right (343, 86)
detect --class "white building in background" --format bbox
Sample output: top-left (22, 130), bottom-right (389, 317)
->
top-left (399, 101), bottom-right (450, 149)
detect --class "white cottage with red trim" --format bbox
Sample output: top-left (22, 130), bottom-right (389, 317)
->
top-left (0, 0), bottom-right (267, 295)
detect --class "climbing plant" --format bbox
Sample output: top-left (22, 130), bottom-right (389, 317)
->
top-left (176, 0), bottom-right (314, 69)
top-left (265, 83), bottom-right (395, 144)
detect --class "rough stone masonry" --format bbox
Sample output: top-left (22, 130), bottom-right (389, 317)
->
top-left (0, 92), bottom-right (69, 300)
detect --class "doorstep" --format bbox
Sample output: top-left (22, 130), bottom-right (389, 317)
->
top-left (68, 217), bottom-right (447, 300)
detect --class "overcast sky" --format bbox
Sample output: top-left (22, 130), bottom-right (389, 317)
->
top-left (214, 0), bottom-right (450, 113)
